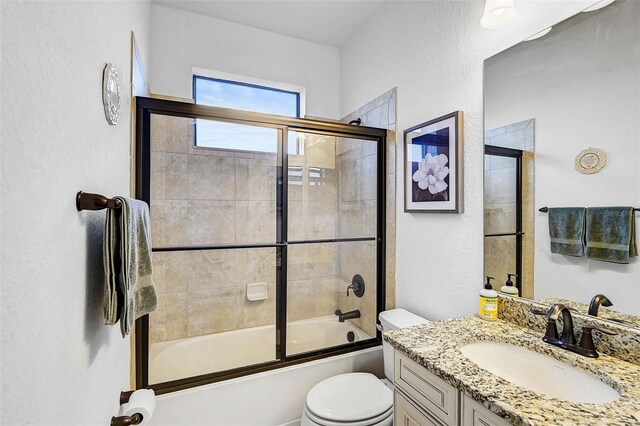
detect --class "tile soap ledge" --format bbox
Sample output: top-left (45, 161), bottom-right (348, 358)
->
top-left (385, 316), bottom-right (640, 425)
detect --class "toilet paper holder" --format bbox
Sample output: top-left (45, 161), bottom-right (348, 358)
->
top-left (111, 413), bottom-right (143, 426)
top-left (111, 389), bottom-right (154, 426)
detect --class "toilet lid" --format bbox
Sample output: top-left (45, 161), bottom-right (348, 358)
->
top-left (306, 373), bottom-right (393, 422)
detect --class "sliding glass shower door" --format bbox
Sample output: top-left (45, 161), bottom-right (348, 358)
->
top-left (136, 98), bottom-right (386, 392)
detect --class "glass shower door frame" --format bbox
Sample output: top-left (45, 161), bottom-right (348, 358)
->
top-left (134, 96), bottom-right (387, 394)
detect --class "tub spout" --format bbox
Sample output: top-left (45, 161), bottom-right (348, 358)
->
top-left (335, 309), bottom-right (361, 323)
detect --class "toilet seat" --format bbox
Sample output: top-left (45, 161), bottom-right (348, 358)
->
top-left (303, 373), bottom-right (393, 425)
top-left (302, 404), bottom-right (392, 426)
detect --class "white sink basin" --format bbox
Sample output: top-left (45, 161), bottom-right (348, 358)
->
top-left (460, 342), bottom-right (619, 403)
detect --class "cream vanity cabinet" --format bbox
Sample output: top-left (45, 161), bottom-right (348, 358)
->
top-left (394, 351), bottom-right (511, 426)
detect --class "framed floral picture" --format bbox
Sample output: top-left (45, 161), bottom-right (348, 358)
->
top-left (404, 111), bottom-right (463, 213)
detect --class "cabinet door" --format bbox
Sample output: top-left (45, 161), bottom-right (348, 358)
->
top-left (462, 394), bottom-right (512, 426)
top-left (394, 351), bottom-right (458, 425)
top-left (395, 390), bottom-right (445, 426)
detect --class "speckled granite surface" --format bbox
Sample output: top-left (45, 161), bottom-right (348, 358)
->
top-left (498, 296), bottom-right (640, 365)
top-left (540, 298), bottom-right (640, 329)
top-left (385, 316), bottom-right (640, 425)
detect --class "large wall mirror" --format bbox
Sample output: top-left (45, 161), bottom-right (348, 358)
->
top-left (483, 0), bottom-right (639, 327)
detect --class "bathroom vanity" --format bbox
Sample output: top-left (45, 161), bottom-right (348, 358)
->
top-left (394, 350), bottom-right (509, 426)
top-left (386, 314), bottom-right (640, 425)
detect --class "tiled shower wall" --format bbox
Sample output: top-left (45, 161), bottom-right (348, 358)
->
top-left (149, 115), bottom-right (383, 343)
top-left (340, 87), bottom-right (398, 330)
top-left (149, 115), bottom-right (281, 343)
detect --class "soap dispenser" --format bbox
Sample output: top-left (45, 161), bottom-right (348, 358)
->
top-left (500, 273), bottom-right (519, 296)
top-left (479, 276), bottom-right (498, 321)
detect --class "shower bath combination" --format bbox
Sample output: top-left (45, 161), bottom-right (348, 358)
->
top-left (135, 97), bottom-right (387, 393)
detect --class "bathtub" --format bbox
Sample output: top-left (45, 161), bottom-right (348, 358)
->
top-left (149, 346), bottom-right (384, 426)
top-left (149, 315), bottom-right (373, 384)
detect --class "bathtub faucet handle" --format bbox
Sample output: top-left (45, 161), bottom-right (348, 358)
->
top-left (347, 275), bottom-right (365, 298)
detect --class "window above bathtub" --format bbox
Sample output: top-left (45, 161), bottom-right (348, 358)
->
top-left (192, 68), bottom-right (305, 154)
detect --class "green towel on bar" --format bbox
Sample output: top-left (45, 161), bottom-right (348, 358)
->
top-left (548, 207), bottom-right (586, 257)
top-left (586, 207), bottom-right (638, 264)
top-left (104, 197), bottom-right (158, 337)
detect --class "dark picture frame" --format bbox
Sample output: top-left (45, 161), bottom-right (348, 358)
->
top-left (404, 111), bottom-right (463, 213)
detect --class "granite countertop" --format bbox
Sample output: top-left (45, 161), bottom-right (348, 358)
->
top-left (385, 316), bottom-right (640, 425)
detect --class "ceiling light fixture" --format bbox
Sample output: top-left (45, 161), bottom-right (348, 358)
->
top-left (481, 0), bottom-right (517, 29)
top-left (582, 0), bottom-right (615, 12)
top-left (524, 26), bottom-right (552, 41)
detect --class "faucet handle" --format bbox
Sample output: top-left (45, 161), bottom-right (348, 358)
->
top-left (347, 275), bottom-right (365, 298)
top-left (578, 325), bottom-right (617, 358)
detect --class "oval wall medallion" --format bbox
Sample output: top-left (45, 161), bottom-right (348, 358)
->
top-left (102, 63), bottom-right (121, 125)
top-left (575, 148), bottom-right (607, 174)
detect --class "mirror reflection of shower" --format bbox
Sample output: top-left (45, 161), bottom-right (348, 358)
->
top-left (483, 119), bottom-right (535, 299)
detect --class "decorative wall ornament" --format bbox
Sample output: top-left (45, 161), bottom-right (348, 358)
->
top-left (404, 111), bottom-right (464, 213)
top-left (102, 63), bottom-right (121, 125)
top-left (575, 147), bottom-right (607, 174)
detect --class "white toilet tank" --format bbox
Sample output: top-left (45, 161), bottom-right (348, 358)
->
top-left (378, 309), bottom-right (430, 382)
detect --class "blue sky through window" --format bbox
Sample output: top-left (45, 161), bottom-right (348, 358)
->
top-left (194, 76), bottom-right (300, 153)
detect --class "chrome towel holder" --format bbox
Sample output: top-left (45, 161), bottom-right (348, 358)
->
top-left (76, 191), bottom-right (122, 211)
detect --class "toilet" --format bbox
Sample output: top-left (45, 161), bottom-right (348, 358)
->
top-left (301, 309), bottom-right (429, 426)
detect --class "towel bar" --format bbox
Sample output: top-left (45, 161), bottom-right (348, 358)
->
top-left (76, 191), bottom-right (122, 211)
top-left (539, 207), bottom-right (639, 213)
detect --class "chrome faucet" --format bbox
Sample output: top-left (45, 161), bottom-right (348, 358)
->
top-left (335, 309), bottom-right (361, 323)
top-left (532, 303), bottom-right (617, 358)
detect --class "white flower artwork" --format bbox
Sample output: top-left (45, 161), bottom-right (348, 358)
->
top-left (412, 153), bottom-right (450, 194)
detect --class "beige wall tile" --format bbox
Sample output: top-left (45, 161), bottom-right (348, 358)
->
top-left (235, 158), bottom-right (277, 201)
top-left (385, 273), bottom-right (396, 310)
top-left (235, 249), bottom-right (276, 286)
top-left (337, 157), bottom-right (361, 202)
top-left (387, 173), bottom-right (396, 225)
top-left (235, 201), bottom-right (276, 243)
top-left (152, 251), bottom-right (189, 294)
top-left (150, 200), bottom-right (188, 246)
top-left (484, 237), bottom-right (517, 284)
top-left (150, 114), bottom-right (192, 154)
top-left (288, 244), bottom-right (336, 282)
top-left (484, 203), bottom-right (517, 234)
top-left (363, 103), bottom-right (389, 133)
top-left (188, 250), bottom-right (236, 291)
top-left (386, 224), bottom-right (396, 275)
top-left (387, 138), bottom-right (396, 174)
top-left (188, 288), bottom-right (236, 337)
top-left (186, 200), bottom-right (236, 245)
top-left (188, 155), bottom-right (236, 201)
top-left (287, 279), bottom-right (319, 321)
top-left (337, 201), bottom-right (376, 239)
top-left (287, 202), bottom-right (305, 240)
top-left (287, 201), bottom-right (338, 241)
top-left (361, 154), bottom-right (378, 201)
top-left (150, 293), bottom-right (188, 343)
top-left (150, 152), bottom-right (188, 201)
top-left (307, 168), bottom-right (338, 203)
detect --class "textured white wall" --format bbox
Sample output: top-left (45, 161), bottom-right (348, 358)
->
top-left (485, 1), bottom-right (640, 315)
top-left (340, 1), bottom-right (594, 321)
top-left (1, 1), bottom-right (149, 424)
top-left (150, 4), bottom-right (341, 119)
